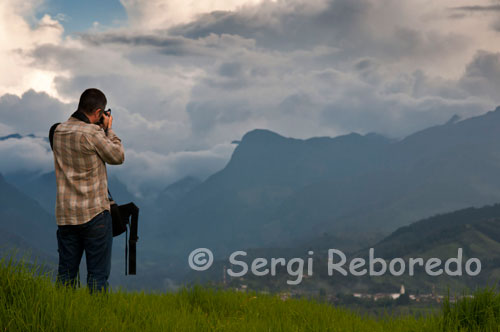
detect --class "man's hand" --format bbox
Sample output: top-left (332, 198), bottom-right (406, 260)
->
top-left (100, 113), bottom-right (113, 131)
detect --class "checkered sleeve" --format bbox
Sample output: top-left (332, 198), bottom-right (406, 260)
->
top-left (88, 128), bottom-right (125, 165)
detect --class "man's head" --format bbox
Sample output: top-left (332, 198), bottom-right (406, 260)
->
top-left (77, 88), bottom-right (107, 124)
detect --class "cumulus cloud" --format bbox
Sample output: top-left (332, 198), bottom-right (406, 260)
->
top-left (0, 135), bottom-right (53, 175)
top-left (0, 89), bottom-right (70, 136)
top-left (0, 0), bottom-right (64, 98)
top-left (459, 50), bottom-right (500, 100)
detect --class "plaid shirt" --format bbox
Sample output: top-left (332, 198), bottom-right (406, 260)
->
top-left (52, 115), bottom-right (124, 225)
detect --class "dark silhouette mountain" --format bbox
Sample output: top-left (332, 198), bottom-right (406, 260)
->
top-left (159, 106), bottom-right (500, 259)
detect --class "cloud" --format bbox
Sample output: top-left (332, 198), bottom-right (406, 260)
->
top-left (447, 2), bottom-right (500, 33)
top-left (169, 0), bottom-right (469, 70)
top-left (120, 0), bottom-right (270, 29)
top-left (0, 89), bottom-right (70, 136)
top-left (320, 90), bottom-right (487, 137)
top-left (459, 50), bottom-right (500, 100)
top-left (0, 0), bottom-right (64, 98)
top-left (79, 30), bottom-right (257, 57)
top-left (0, 135), bottom-right (53, 175)
top-left (0, 132), bottom-right (230, 199)
top-left (0, 122), bottom-right (15, 136)
top-left (110, 142), bottom-right (235, 197)
top-left (451, 5), bottom-right (500, 12)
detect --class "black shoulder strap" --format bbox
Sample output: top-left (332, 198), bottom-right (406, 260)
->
top-left (49, 122), bottom-right (61, 151)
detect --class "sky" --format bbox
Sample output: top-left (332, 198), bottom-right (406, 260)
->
top-left (1, 0), bottom-right (500, 196)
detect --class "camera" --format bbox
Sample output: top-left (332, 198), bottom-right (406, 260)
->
top-left (98, 108), bottom-right (112, 125)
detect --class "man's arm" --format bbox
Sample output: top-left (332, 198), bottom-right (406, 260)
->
top-left (88, 128), bottom-right (125, 165)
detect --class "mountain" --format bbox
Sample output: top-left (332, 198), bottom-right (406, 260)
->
top-left (15, 171), bottom-right (56, 215)
top-left (156, 176), bottom-right (201, 210)
top-left (137, 176), bottom-right (202, 255)
top-left (365, 203), bottom-right (500, 261)
top-left (108, 175), bottom-right (137, 204)
top-left (0, 173), bottom-right (58, 264)
top-left (160, 130), bottom-right (386, 256)
top-left (324, 203), bottom-right (500, 293)
top-left (0, 227), bottom-right (56, 266)
top-left (159, 106), bottom-right (500, 260)
top-left (13, 171), bottom-right (136, 216)
top-left (191, 203), bottom-right (500, 294)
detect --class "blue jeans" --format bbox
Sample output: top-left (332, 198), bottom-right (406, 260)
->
top-left (56, 210), bottom-right (113, 293)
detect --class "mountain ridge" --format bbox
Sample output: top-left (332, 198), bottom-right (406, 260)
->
top-left (159, 105), bottom-right (500, 259)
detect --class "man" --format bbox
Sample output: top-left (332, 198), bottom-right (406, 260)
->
top-left (52, 88), bottom-right (124, 293)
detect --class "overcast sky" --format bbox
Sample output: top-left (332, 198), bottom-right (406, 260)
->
top-left (1, 0), bottom-right (500, 196)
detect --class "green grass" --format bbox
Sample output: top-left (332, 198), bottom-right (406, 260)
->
top-left (1, 255), bottom-right (499, 332)
top-left (442, 287), bottom-right (500, 331)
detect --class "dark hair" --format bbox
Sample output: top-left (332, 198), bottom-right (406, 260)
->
top-left (77, 88), bottom-right (107, 115)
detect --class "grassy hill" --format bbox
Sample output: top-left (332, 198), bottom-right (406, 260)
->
top-left (2, 255), bottom-right (500, 331)
top-left (357, 204), bottom-right (500, 293)
top-left (369, 204), bottom-right (500, 258)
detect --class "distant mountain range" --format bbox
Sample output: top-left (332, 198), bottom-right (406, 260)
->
top-left (158, 106), bottom-right (500, 260)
